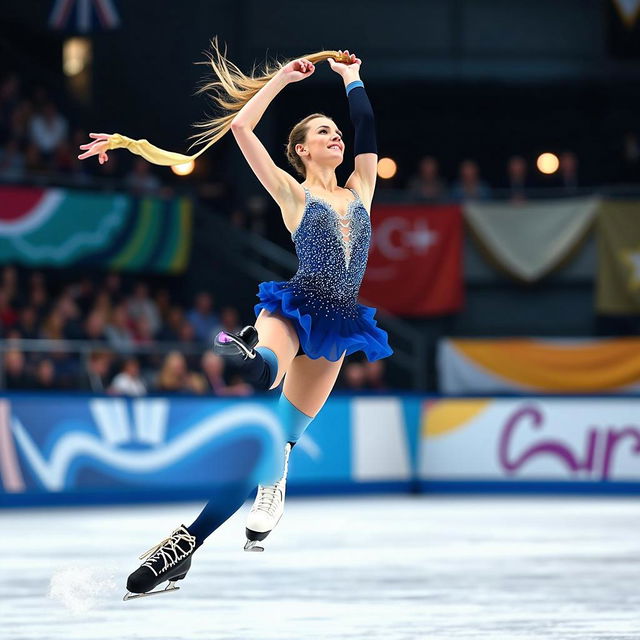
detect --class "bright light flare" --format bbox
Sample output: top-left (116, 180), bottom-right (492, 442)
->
top-left (171, 160), bottom-right (195, 176)
top-left (537, 153), bottom-right (559, 175)
top-left (377, 157), bottom-right (397, 179)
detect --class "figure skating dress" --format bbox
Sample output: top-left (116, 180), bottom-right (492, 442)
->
top-left (255, 187), bottom-right (392, 362)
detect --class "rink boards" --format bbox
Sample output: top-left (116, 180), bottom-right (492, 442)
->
top-left (1, 394), bottom-right (639, 506)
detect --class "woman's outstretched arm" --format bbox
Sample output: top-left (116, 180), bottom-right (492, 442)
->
top-left (231, 58), bottom-right (313, 229)
top-left (329, 51), bottom-right (378, 211)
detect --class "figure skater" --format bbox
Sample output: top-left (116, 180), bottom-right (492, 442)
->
top-left (78, 43), bottom-right (391, 599)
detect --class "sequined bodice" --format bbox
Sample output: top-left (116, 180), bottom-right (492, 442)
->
top-left (287, 188), bottom-right (371, 319)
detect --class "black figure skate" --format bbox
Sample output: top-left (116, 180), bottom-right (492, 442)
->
top-left (213, 325), bottom-right (259, 359)
top-left (123, 525), bottom-right (196, 601)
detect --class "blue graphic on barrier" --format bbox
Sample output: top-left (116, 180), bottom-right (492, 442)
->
top-left (0, 397), bottom-right (285, 504)
top-left (0, 394), bottom-right (420, 507)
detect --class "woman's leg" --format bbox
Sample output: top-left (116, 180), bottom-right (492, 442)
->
top-left (187, 311), bottom-right (299, 549)
top-left (282, 353), bottom-right (345, 417)
top-left (254, 309), bottom-right (300, 389)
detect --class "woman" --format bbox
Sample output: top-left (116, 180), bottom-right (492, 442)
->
top-left (78, 44), bottom-right (391, 599)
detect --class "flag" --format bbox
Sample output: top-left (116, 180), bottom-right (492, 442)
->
top-left (597, 200), bottom-right (640, 314)
top-left (49, 0), bottom-right (120, 32)
top-left (0, 186), bottom-right (191, 273)
top-left (360, 204), bottom-right (463, 316)
top-left (464, 197), bottom-right (599, 282)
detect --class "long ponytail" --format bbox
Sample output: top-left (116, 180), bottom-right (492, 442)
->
top-left (107, 40), bottom-right (350, 166)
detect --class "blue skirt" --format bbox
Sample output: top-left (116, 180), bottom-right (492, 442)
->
top-left (254, 281), bottom-right (393, 362)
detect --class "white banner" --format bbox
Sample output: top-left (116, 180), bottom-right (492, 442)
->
top-left (420, 398), bottom-right (640, 482)
top-left (464, 197), bottom-right (599, 282)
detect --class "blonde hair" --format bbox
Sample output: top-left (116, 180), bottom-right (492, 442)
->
top-left (190, 40), bottom-right (347, 155)
top-left (108, 41), bottom-right (351, 167)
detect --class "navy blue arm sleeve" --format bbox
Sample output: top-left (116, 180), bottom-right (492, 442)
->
top-left (347, 86), bottom-right (377, 157)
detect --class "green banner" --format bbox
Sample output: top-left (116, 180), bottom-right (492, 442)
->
top-left (0, 185), bottom-right (192, 273)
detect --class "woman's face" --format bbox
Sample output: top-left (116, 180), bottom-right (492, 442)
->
top-left (297, 118), bottom-right (344, 171)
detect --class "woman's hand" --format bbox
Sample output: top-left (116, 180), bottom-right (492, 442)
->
top-left (328, 50), bottom-right (361, 79)
top-left (77, 133), bottom-right (111, 164)
top-left (279, 58), bottom-right (315, 84)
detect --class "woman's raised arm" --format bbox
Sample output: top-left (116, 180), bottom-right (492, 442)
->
top-left (230, 59), bottom-right (315, 220)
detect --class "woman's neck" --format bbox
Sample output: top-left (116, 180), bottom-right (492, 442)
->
top-left (304, 166), bottom-right (339, 192)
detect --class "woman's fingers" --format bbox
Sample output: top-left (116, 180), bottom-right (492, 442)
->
top-left (89, 132), bottom-right (110, 139)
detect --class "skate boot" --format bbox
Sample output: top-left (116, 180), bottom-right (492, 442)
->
top-left (244, 443), bottom-right (292, 552)
top-left (213, 325), bottom-right (259, 360)
top-left (123, 525), bottom-right (196, 601)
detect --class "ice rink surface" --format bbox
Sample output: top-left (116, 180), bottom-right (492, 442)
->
top-left (2, 495), bottom-right (640, 640)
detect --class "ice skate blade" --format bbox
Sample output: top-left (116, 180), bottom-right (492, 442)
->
top-left (123, 581), bottom-right (180, 601)
top-left (244, 540), bottom-right (264, 552)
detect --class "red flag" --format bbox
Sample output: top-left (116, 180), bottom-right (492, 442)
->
top-left (360, 204), bottom-right (464, 316)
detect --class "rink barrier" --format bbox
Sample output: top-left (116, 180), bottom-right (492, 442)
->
top-left (1, 393), bottom-right (640, 507)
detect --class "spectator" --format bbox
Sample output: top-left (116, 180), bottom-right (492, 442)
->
top-left (154, 288), bottom-right (172, 325)
top-left (103, 272), bottom-right (123, 303)
top-left (83, 309), bottom-right (107, 342)
top-left (79, 350), bottom-right (113, 392)
top-left (201, 352), bottom-right (252, 396)
top-left (0, 74), bottom-right (21, 143)
top-left (55, 292), bottom-right (83, 339)
top-left (407, 156), bottom-right (447, 202)
top-left (0, 288), bottom-right (18, 332)
top-left (109, 358), bottom-right (146, 396)
top-left (364, 360), bottom-right (388, 392)
top-left (16, 306), bottom-right (39, 340)
top-left (186, 292), bottom-right (219, 342)
top-left (32, 358), bottom-right (60, 391)
top-left (40, 308), bottom-right (67, 340)
top-left (28, 101), bottom-right (68, 163)
top-left (156, 351), bottom-right (202, 393)
top-left (559, 151), bottom-right (579, 193)
top-left (105, 303), bottom-right (135, 350)
top-left (451, 159), bottom-right (491, 202)
top-left (506, 155), bottom-right (528, 203)
top-left (2, 266), bottom-right (18, 301)
top-left (0, 138), bottom-right (26, 181)
top-left (127, 282), bottom-right (161, 336)
top-left (3, 349), bottom-right (31, 389)
top-left (29, 280), bottom-right (49, 320)
top-left (217, 306), bottom-right (242, 335)
top-left (341, 361), bottom-right (367, 391)
top-left (157, 306), bottom-right (185, 342)
top-left (133, 316), bottom-right (156, 346)
top-left (125, 157), bottom-right (161, 196)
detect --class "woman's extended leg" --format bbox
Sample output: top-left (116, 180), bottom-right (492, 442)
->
top-left (186, 311), bottom-right (299, 537)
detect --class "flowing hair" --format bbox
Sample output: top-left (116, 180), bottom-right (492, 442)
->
top-left (109, 40), bottom-right (350, 166)
top-left (189, 39), bottom-right (347, 154)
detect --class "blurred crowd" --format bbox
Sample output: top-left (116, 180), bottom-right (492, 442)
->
top-left (0, 266), bottom-right (387, 394)
top-left (0, 72), bottom-right (180, 196)
top-left (405, 154), bottom-right (583, 204)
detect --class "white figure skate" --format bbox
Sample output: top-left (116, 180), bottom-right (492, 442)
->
top-left (244, 443), bottom-right (292, 552)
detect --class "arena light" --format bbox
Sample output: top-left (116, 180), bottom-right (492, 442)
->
top-left (536, 152), bottom-right (559, 175)
top-left (171, 160), bottom-right (195, 176)
top-left (377, 157), bottom-right (397, 179)
top-left (63, 38), bottom-right (91, 76)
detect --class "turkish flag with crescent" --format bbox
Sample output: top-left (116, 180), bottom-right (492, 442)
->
top-left (359, 204), bottom-right (464, 316)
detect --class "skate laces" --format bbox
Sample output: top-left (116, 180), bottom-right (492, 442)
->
top-left (140, 527), bottom-right (196, 576)
top-left (253, 483), bottom-right (283, 516)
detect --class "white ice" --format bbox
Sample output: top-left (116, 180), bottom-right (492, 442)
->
top-left (2, 496), bottom-right (640, 639)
